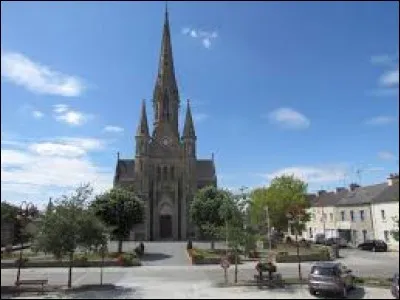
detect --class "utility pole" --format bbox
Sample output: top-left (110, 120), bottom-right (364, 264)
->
top-left (265, 206), bottom-right (272, 254)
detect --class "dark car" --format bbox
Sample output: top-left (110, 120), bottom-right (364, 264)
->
top-left (392, 273), bottom-right (399, 299)
top-left (308, 262), bottom-right (354, 298)
top-left (357, 240), bottom-right (388, 252)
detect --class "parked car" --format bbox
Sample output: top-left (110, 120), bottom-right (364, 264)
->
top-left (308, 262), bottom-right (354, 298)
top-left (392, 273), bottom-right (399, 299)
top-left (314, 234), bottom-right (326, 244)
top-left (324, 237), bottom-right (348, 248)
top-left (357, 240), bottom-right (388, 252)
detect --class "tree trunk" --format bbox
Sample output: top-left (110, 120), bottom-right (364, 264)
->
top-left (234, 248), bottom-right (238, 283)
top-left (68, 252), bottom-right (73, 288)
top-left (118, 239), bottom-right (123, 253)
top-left (211, 239), bottom-right (215, 250)
top-left (296, 232), bottom-right (302, 282)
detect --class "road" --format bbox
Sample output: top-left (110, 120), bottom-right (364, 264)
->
top-left (0, 267), bottom-right (394, 299)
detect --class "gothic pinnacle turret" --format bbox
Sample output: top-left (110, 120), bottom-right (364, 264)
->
top-left (182, 99), bottom-right (196, 139)
top-left (136, 99), bottom-right (149, 137)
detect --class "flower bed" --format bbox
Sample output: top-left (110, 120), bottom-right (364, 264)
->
top-left (188, 248), bottom-right (241, 265)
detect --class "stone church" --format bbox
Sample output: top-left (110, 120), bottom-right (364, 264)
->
top-left (113, 7), bottom-right (217, 241)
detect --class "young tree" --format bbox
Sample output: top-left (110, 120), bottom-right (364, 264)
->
top-left (90, 186), bottom-right (144, 253)
top-left (249, 175), bottom-right (310, 233)
top-left (190, 186), bottom-right (232, 249)
top-left (34, 183), bottom-right (108, 288)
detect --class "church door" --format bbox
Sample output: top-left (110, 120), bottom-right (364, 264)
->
top-left (159, 215), bottom-right (172, 239)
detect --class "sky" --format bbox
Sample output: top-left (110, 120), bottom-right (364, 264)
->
top-left (1, 1), bottom-right (399, 208)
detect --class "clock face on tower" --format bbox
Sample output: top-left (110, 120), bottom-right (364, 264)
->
top-left (161, 136), bottom-right (171, 147)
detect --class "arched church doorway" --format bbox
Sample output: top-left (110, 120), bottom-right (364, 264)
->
top-left (159, 202), bottom-right (173, 239)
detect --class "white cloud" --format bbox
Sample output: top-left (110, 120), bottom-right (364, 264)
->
top-left (379, 69), bottom-right (399, 87)
top-left (1, 136), bottom-right (112, 205)
top-left (1, 50), bottom-right (85, 97)
top-left (181, 27), bottom-right (218, 49)
top-left (52, 104), bottom-right (91, 126)
top-left (32, 110), bottom-right (44, 119)
top-left (28, 143), bottom-right (86, 157)
top-left (365, 116), bottom-right (397, 126)
top-left (267, 107), bottom-right (310, 130)
top-left (53, 104), bottom-right (69, 113)
top-left (103, 126), bottom-right (124, 133)
top-left (378, 151), bottom-right (397, 161)
top-left (262, 166), bottom-right (347, 184)
top-left (193, 113), bottom-right (209, 123)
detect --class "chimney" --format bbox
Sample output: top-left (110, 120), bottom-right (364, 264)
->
top-left (388, 173), bottom-right (399, 186)
top-left (317, 190), bottom-right (327, 196)
top-left (349, 183), bottom-right (360, 191)
top-left (336, 187), bottom-right (347, 193)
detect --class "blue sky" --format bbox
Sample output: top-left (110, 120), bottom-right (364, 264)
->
top-left (1, 1), bottom-right (399, 207)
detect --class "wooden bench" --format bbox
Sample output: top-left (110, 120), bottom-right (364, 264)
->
top-left (15, 279), bottom-right (48, 294)
top-left (254, 273), bottom-right (284, 288)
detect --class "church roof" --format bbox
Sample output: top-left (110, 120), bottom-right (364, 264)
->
top-left (197, 159), bottom-right (215, 179)
top-left (116, 159), bottom-right (135, 180)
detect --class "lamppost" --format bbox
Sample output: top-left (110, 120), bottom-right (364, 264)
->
top-left (286, 205), bottom-right (305, 283)
top-left (15, 201), bottom-right (34, 286)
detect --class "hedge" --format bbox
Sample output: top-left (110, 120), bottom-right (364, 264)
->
top-left (275, 251), bottom-right (330, 263)
top-left (188, 248), bottom-right (241, 265)
top-left (0, 258), bottom-right (141, 269)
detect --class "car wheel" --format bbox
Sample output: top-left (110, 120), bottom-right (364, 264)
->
top-left (309, 288), bottom-right (316, 296)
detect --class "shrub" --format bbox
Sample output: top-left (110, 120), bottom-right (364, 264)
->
top-left (118, 253), bottom-right (136, 266)
top-left (73, 253), bottom-right (88, 263)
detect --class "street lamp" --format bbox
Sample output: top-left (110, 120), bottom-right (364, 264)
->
top-left (286, 205), bottom-right (305, 283)
top-left (15, 201), bottom-right (34, 286)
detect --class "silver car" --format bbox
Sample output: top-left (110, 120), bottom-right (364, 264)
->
top-left (308, 262), bottom-right (354, 298)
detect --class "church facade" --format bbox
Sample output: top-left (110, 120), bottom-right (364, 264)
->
top-left (113, 8), bottom-right (217, 241)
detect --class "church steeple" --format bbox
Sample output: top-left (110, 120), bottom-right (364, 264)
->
top-left (153, 3), bottom-right (180, 136)
top-left (182, 100), bottom-right (196, 139)
top-left (136, 99), bottom-right (149, 137)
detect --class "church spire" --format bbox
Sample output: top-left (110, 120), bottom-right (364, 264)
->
top-left (182, 100), bottom-right (196, 138)
top-left (136, 99), bottom-right (149, 137)
top-left (153, 3), bottom-right (180, 134)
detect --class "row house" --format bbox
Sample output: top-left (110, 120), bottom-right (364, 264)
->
top-left (302, 174), bottom-right (399, 250)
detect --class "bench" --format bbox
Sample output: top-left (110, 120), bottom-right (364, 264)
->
top-left (254, 273), bottom-right (284, 288)
top-left (15, 279), bottom-right (48, 294)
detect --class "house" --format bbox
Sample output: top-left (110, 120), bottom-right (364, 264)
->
top-left (302, 188), bottom-right (348, 240)
top-left (334, 183), bottom-right (388, 246)
top-left (371, 174), bottom-right (399, 251)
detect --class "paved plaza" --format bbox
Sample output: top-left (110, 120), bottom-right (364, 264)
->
top-left (1, 242), bottom-right (399, 299)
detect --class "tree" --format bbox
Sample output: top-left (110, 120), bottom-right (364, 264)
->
top-left (34, 183), bottom-right (107, 288)
top-left (249, 175), bottom-right (310, 233)
top-left (90, 186), bottom-right (144, 253)
top-left (190, 186), bottom-right (232, 249)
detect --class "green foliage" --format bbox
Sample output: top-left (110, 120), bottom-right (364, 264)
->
top-left (119, 253), bottom-right (136, 266)
top-left (34, 184), bottom-right (108, 259)
top-left (1, 201), bottom-right (18, 224)
top-left (249, 175), bottom-right (310, 232)
top-left (90, 186), bottom-right (144, 245)
top-left (190, 186), bottom-right (232, 228)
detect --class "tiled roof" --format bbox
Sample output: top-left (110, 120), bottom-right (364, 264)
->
top-left (336, 183), bottom-right (387, 206)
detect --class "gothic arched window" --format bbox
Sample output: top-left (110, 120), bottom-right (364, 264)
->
top-left (163, 166), bottom-right (168, 179)
top-left (171, 166), bottom-right (175, 180)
